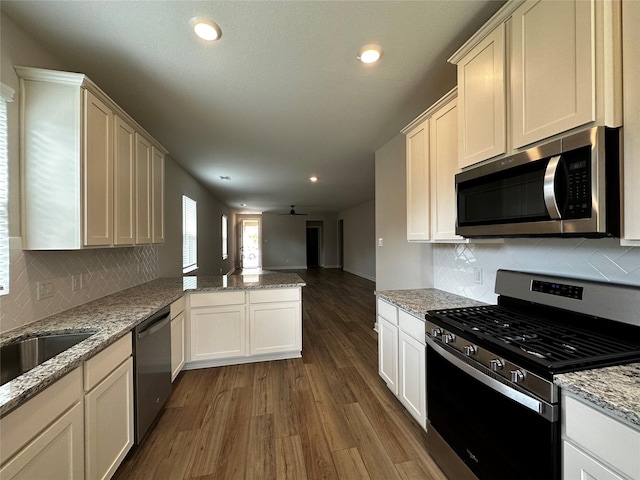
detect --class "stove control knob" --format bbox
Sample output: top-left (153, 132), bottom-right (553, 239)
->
top-left (490, 359), bottom-right (504, 371)
top-left (443, 333), bottom-right (456, 344)
top-left (431, 328), bottom-right (443, 338)
top-left (510, 370), bottom-right (525, 383)
top-left (464, 345), bottom-right (477, 356)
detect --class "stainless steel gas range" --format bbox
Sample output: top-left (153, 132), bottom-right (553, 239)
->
top-left (425, 270), bottom-right (640, 480)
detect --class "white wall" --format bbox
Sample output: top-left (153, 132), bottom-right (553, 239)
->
top-left (261, 212), bottom-right (338, 270)
top-left (339, 200), bottom-right (376, 282)
top-left (157, 156), bottom-right (234, 277)
top-left (375, 133), bottom-right (434, 290)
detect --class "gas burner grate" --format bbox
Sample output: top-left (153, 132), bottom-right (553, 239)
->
top-left (429, 305), bottom-right (640, 370)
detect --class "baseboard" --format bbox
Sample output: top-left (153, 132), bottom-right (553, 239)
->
top-left (343, 268), bottom-right (376, 282)
top-left (183, 351), bottom-right (302, 370)
top-left (264, 265), bottom-right (307, 270)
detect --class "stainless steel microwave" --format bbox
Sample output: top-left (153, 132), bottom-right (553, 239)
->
top-left (455, 126), bottom-right (621, 238)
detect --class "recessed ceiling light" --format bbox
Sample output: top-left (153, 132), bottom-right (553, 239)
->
top-left (191, 17), bottom-right (222, 41)
top-left (357, 44), bottom-right (382, 64)
top-left (309, 176), bottom-right (318, 183)
top-left (240, 203), bottom-right (247, 207)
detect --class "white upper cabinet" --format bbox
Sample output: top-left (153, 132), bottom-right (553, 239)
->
top-left (449, 0), bottom-right (622, 168)
top-left (152, 146), bottom-right (165, 244)
top-left (135, 134), bottom-right (152, 245)
top-left (114, 115), bottom-right (136, 246)
top-left (405, 119), bottom-right (430, 241)
top-left (511, 0), bottom-right (595, 148)
top-left (16, 66), bottom-right (168, 250)
top-left (456, 24), bottom-right (506, 168)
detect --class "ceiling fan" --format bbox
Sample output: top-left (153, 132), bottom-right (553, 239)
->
top-left (279, 205), bottom-right (308, 216)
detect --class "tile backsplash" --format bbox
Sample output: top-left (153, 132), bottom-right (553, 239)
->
top-left (434, 238), bottom-right (640, 304)
top-left (0, 240), bottom-right (158, 333)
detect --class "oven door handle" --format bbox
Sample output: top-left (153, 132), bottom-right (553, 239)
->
top-left (426, 338), bottom-right (557, 422)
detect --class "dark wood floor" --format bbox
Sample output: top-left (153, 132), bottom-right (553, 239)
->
top-left (113, 268), bottom-right (446, 480)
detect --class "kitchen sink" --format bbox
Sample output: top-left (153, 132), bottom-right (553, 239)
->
top-left (0, 332), bottom-right (94, 386)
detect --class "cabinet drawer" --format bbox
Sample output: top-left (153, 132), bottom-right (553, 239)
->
top-left (0, 368), bottom-right (83, 464)
top-left (249, 288), bottom-right (300, 304)
top-left (170, 296), bottom-right (186, 318)
top-left (398, 310), bottom-right (425, 344)
top-left (377, 299), bottom-right (398, 324)
top-left (84, 334), bottom-right (132, 391)
top-left (190, 290), bottom-right (245, 307)
top-left (563, 441), bottom-right (624, 480)
top-left (564, 395), bottom-right (640, 479)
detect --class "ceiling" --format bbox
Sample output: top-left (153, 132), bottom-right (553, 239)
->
top-left (1, 1), bottom-right (504, 215)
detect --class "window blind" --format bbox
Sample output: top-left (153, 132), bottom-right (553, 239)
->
top-left (0, 82), bottom-right (14, 296)
top-left (182, 195), bottom-right (197, 273)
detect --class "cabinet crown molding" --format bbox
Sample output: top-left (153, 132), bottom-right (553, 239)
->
top-left (447, 0), bottom-right (525, 65)
top-left (401, 87), bottom-right (457, 134)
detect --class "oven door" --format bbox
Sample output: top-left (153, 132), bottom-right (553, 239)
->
top-left (426, 341), bottom-right (559, 480)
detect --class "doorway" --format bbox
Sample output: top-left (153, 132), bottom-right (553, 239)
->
top-left (306, 227), bottom-right (320, 268)
top-left (337, 219), bottom-right (344, 269)
top-left (240, 218), bottom-right (261, 269)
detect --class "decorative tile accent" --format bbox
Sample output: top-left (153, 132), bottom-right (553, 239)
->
top-left (433, 238), bottom-right (640, 304)
top-left (0, 241), bottom-right (158, 333)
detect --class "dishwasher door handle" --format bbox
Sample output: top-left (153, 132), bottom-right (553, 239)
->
top-left (137, 314), bottom-right (170, 340)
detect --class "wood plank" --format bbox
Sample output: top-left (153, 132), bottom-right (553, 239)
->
top-left (246, 414), bottom-right (276, 479)
top-left (332, 447), bottom-right (371, 480)
top-left (275, 435), bottom-right (308, 480)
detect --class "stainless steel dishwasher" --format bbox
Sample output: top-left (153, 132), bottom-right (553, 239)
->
top-left (133, 305), bottom-right (171, 444)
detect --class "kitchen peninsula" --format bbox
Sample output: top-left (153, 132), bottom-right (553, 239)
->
top-left (0, 271), bottom-right (305, 417)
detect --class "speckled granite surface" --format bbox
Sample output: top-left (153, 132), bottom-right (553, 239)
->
top-left (556, 364), bottom-right (640, 429)
top-left (0, 272), bottom-right (305, 417)
top-left (375, 288), bottom-right (487, 319)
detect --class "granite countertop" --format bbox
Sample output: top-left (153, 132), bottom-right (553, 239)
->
top-left (375, 288), bottom-right (487, 319)
top-left (555, 364), bottom-right (640, 430)
top-left (0, 271), bottom-right (305, 417)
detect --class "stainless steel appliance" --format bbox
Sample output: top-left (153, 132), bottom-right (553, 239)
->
top-left (425, 270), bottom-right (640, 480)
top-left (133, 306), bottom-right (171, 444)
top-left (455, 126), bottom-right (621, 237)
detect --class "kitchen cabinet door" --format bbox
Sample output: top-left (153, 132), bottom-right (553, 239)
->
top-left (151, 146), bottom-right (165, 244)
top-left (622, 0), bottom-right (640, 244)
top-left (405, 119), bottom-right (430, 241)
top-left (171, 310), bottom-right (186, 381)
top-left (84, 357), bottom-right (134, 480)
top-left (511, 0), bottom-right (594, 149)
top-left (457, 23), bottom-right (506, 168)
top-left (190, 305), bottom-right (247, 361)
top-left (249, 301), bottom-right (301, 356)
top-left (84, 89), bottom-right (114, 246)
top-left (378, 315), bottom-right (398, 395)
top-left (135, 134), bottom-right (152, 245)
top-left (429, 96), bottom-right (464, 242)
top-left (398, 330), bottom-right (426, 429)
top-left (114, 115), bottom-right (136, 246)
top-left (563, 442), bottom-right (624, 480)
top-left (0, 402), bottom-right (85, 480)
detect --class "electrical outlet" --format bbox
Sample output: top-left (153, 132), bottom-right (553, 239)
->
top-left (37, 280), bottom-right (54, 300)
top-left (473, 268), bottom-right (483, 284)
top-left (72, 274), bottom-right (81, 291)
top-left (82, 273), bottom-right (89, 289)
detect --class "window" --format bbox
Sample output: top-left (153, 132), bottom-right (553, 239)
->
top-left (182, 195), bottom-right (197, 273)
top-left (222, 215), bottom-right (228, 260)
top-left (0, 82), bottom-right (14, 296)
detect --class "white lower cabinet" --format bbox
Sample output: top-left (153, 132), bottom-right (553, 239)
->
top-left (186, 288), bottom-right (302, 367)
top-left (190, 304), bottom-right (247, 361)
top-left (0, 369), bottom-right (85, 479)
top-left (378, 315), bottom-right (399, 395)
top-left (398, 329), bottom-right (426, 428)
top-left (377, 298), bottom-right (427, 429)
top-left (170, 297), bottom-right (186, 382)
top-left (562, 392), bottom-right (640, 480)
top-left (83, 333), bottom-right (134, 480)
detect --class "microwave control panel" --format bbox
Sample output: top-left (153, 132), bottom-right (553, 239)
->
top-left (564, 148), bottom-right (591, 218)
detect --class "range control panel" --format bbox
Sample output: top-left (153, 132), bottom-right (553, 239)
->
top-left (531, 280), bottom-right (584, 300)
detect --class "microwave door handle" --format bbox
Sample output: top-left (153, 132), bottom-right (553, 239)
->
top-left (543, 155), bottom-right (562, 219)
